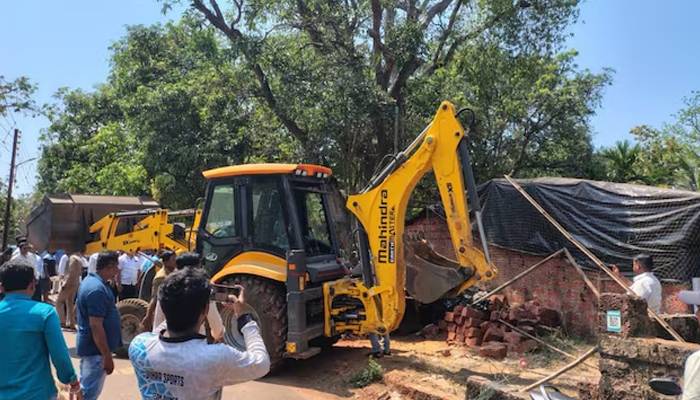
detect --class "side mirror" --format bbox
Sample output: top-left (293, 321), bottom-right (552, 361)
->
top-left (648, 377), bottom-right (683, 396)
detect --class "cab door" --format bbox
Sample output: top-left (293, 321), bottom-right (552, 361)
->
top-left (197, 179), bottom-right (244, 277)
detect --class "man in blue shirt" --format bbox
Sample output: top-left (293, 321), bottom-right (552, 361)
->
top-left (76, 251), bottom-right (122, 400)
top-left (0, 260), bottom-right (81, 400)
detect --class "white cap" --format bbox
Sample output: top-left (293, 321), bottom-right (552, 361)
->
top-left (678, 290), bottom-right (700, 306)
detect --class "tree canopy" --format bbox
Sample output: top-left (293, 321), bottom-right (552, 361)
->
top-left (37, 1), bottom-right (612, 208)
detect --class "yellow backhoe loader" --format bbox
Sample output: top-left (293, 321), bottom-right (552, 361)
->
top-left (36, 101), bottom-right (498, 369)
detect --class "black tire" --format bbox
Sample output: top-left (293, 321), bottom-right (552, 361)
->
top-left (219, 275), bottom-right (287, 372)
top-left (114, 298), bottom-right (149, 358)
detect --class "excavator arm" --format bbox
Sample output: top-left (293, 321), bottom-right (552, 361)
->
top-left (323, 101), bottom-right (497, 336)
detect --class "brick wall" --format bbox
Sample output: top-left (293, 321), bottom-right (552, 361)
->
top-left (406, 214), bottom-right (692, 338)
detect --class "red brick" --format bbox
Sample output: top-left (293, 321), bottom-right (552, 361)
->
top-left (480, 321), bottom-right (493, 330)
top-left (489, 311), bottom-right (499, 321)
top-left (447, 323), bottom-right (457, 332)
top-left (447, 331), bottom-right (456, 341)
top-left (465, 336), bottom-right (482, 347)
top-left (455, 334), bottom-right (465, 343)
top-left (453, 305), bottom-right (465, 315)
top-left (508, 339), bottom-right (538, 354)
top-left (524, 300), bottom-right (541, 315)
top-left (455, 315), bottom-right (464, 326)
top-left (508, 307), bottom-right (534, 321)
top-left (479, 342), bottom-right (508, 359)
top-left (483, 327), bottom-right (504, 342)
top-left (503, 331), bottom-right (524, 345)
top-left (444, 312), bottom-right (455, 322)
top-left (466, 327), bottom-right (482, 338)
top-left (488, 294), bottom-right (508, 310)
top-left (464, 318), bottom-right (483, 328)
top-left (463, 307), bottom-right (486, 320)
top-left (456, 325), bottom-right (466, 335)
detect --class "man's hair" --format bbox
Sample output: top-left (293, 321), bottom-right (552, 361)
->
top-left (0, 260), bottom-right (35, 291)
top-left (634, 254), bottom-right (653, 271)
top-left (160, 250), bottom-right (176, 263)
top-left (96, 251), bottom-right (119, 270)
top-left (176, 252), bottom-right (202, 270)
top-left (159, 268), bottom-right (210, 332)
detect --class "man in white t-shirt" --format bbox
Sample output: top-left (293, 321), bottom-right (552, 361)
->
top-left (129, 268), bottom-right (269, 399)
top-left (151, 253), bottom-right (223, 341)
top-left (612, 254), bottom-right (662, 313)
top-left (678, 290), bottom-right (700, 400)
top-left (117, 251), bottom-right (142, 300)
top-left (87, 252), bottom-right (99, 275)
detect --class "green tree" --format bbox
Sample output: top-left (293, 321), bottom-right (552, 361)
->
top-left (0, 75), bottom-right (39, 116)
top-left (407, 46), bottom-right (610, 181)
top-left (38, 19), bottom-right (264, 208)
top-left (40, 1), bottom-right (611, 206)
top-left (178, 0), bottom-right (607, 188)
top-left (607, 92), bottom-right (700, 191)
top-left (599, 140), bottom-right (643, 183)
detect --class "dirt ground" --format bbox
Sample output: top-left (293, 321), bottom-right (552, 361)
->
top-left (271, 334), bottom-right (600, 399)
top-left (58, 329), bottom-right (599, 399)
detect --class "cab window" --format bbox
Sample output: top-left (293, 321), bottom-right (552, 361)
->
top-left (204, 184), bottom-right (238, 238)
top-left (294, 189), bottom-right (333, 257)
top-left (250, 177), bottom-right (290, 254)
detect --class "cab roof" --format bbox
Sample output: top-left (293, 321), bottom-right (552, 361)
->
top-left (202, 163), bottom-right (332, 179)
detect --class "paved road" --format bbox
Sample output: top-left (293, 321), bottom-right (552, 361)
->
top-left (62, 331), bottom-right (340, 400)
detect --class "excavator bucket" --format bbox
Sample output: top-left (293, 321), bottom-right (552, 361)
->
top-left (404, 235), bottom-right (475, 304)
top-left (25, 194), bottom-right (160, 253)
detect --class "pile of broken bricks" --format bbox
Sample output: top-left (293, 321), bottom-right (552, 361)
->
top-left (437, 295), bottom-right (562, 360)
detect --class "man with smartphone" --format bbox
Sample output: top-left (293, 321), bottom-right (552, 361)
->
top-left (129, 267), bottom-right (270, 399)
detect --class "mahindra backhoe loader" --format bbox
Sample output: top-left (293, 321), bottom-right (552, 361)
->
top-left (30, 101), bottom-right (498, 370)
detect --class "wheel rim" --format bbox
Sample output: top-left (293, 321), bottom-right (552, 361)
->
top-left (121, 314), bottom-right (142, 344)
top-left (221, 303), bottom-right (261, 351)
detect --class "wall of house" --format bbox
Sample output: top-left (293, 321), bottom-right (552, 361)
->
top-left (405, 213), bottom-right (692, 337)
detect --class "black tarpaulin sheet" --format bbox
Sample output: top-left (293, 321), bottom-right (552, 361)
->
top-left (478, 178), bottom-right (700, 282)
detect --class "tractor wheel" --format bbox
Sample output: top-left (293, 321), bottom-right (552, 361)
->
top-left (219, 275), bottom-right (287, 372)
top-left (114, 298), bottom-right (149, 358)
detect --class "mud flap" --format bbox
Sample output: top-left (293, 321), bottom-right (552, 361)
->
top-left (404, 236), bottom-right (475, 304)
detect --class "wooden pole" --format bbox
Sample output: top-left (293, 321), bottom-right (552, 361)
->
top-left (504, 175), bottom-right (685, 343)
top-left (563, 248), bottom-right (600, 299)
top-left (497, 318), bottom-right (597, 370)
top-left (519, 346), bottom-right (599, 393)
top-left (471, 249), bottom-right (565, 305)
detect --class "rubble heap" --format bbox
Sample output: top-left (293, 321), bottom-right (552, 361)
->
top-left (436, 295), bottom-right (562, 359)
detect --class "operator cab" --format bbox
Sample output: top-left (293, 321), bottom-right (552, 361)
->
top-left (196, 163), bottom-right (348, 285)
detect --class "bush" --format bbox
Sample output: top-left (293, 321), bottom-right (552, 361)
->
top-left (349, 358), bottom-right (383, 388)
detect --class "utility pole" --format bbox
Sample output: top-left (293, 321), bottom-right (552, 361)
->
top-left (2, 128), bottom-right (20, 251)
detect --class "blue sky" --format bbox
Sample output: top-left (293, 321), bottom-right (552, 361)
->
top-left (2, 1), bottom-right (700, 195)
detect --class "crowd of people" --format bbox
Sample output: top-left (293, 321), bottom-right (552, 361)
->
top-left (0, 244), bottom-right (270, 400)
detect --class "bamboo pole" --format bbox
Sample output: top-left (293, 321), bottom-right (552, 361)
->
top-left (519, 346), bottom-right (599, 393)
top-left (496, 319), bottom-right (598, 370)
top-left (471, 249), bottom-right (565, 305)
top-left (504, 175), bottom-right (685, 343)
top-left (562, 248), bottom-right (600, 299)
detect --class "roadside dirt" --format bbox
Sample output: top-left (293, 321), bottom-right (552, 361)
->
top-left (268, 334), bottom-right (600, 399)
